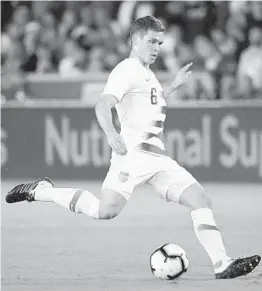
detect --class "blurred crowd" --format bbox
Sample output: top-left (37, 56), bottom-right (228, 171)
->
top-left (1, 1), bottom-right (262, 101)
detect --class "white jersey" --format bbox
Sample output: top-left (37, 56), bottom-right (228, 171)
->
top-left (102, 58), bottom-right (167, 156)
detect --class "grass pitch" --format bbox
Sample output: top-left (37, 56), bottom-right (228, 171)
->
top-left (2, 181), bottom-right (262, 291)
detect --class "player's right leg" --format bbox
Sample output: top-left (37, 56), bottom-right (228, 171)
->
top-left (5, 177), bottom-right (128, 220)
top-left (5, 153), bottom-right (140, 219)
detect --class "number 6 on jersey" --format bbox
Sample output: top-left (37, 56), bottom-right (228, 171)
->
top-left (151, 88), bottom-right (157, 105)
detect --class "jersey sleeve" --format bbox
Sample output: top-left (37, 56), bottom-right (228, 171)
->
top-left (101, 62), bottom-right (134, 102)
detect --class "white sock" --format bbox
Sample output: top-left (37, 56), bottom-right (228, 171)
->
top-left (35, 187), bottom-right (100, 219)
top-left (191, 208), bottom-right (230, 267)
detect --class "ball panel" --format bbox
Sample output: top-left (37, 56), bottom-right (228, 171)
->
top-left (163, 243), bottom-right (189, 271)
top-left (163, 243), bottom-right (186, 257)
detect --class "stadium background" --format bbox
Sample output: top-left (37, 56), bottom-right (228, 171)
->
top-left (1, 1), bottom-right (262, 291)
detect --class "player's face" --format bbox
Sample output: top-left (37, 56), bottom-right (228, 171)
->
top-left (136, 30), bottom-right (164, 65)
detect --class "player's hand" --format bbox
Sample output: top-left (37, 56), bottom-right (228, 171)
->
top-left (171, 62), bottom-right (193, 90)
top-left (107, 132), bottom-right (128, 156)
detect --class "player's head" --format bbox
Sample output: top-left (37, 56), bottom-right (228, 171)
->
top-left (130, 16), bottom-right (165, 65)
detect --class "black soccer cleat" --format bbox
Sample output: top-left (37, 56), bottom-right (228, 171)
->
top-left (215, 255), bottom-right (261, 279)
top-left (5, 177), bottom-right (54, 203)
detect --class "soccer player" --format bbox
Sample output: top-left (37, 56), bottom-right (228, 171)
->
top-left (6, 16), bottom-right (260, 279)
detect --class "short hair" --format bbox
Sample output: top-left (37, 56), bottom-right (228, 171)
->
top-left (129, 15), bottom-right (165, 41)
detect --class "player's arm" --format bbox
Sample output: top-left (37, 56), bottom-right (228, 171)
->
top-left (95, 94), bottom-right (127, 156)
top-left (95, 94), bottom-right (118, 136)
top-left (95, 63), bottom-right (132, 156)
top-left (163, 63), bottom-right (193, 100)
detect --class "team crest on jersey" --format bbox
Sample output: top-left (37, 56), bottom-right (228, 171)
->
top-left (119, 171), bottom-right (129, 183)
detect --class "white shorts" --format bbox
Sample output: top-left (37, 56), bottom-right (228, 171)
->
top-left (102, 151), bottom-right (198, 202)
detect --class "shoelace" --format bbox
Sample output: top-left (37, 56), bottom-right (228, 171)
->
top-left (19, 182), bottom-right (36, 193)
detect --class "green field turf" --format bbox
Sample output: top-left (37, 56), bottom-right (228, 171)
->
top-left (1, 181), bottom-right (262, 291)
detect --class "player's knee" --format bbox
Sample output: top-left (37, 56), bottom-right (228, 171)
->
top-left (98, 189), bottom-right (127, 220)
top-left (98, 204), bottom-right (121, 220)
top-left (179, 183), bottom-right (212, 211)
top-left (193, 191), bottom-right (212, 210)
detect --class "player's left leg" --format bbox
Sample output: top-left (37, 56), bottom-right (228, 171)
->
top-left (169, 182), bottom-right (260, 278)
top-left (172, 182), bottom-right (231, 271)
top-left (147, 160), bottom-right (260, 279)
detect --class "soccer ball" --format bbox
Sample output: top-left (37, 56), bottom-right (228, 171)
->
top-left (150, 243), bottom-right (189, 280)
